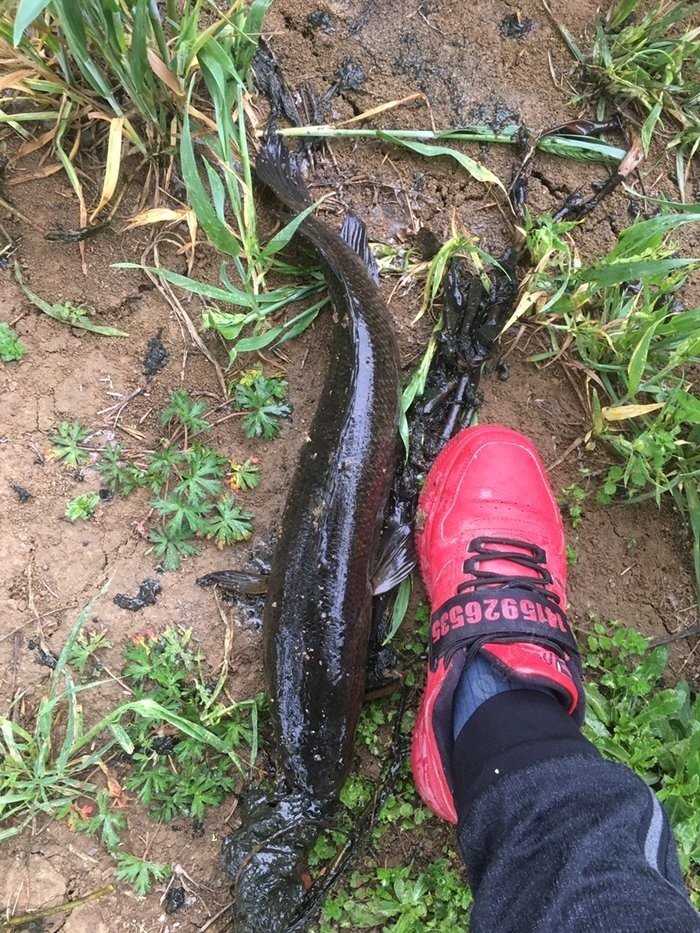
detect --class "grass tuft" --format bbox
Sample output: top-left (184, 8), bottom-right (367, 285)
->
top-left (512, 206), bottom-right (700, 600)
top-left (563, 0), bottom-right (700, 177)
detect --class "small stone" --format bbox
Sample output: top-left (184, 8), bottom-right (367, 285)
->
top-left (1, 856), bottom-right (66, 911)
top-left (63, 904), bottom-right (109, 933)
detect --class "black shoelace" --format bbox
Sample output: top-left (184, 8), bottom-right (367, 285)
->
top-left (456, 536), bottom-right (561, 604)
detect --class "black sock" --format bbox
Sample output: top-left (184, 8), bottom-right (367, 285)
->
top-left (451, 689), bottom-right (600, 820)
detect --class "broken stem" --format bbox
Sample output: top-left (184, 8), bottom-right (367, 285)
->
top-left (2, 884), bottom-right (115, 929)
top-left (266, 126), bottom-right (626, 164)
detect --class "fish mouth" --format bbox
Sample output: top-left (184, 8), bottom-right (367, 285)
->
top-left (223, 790), bottom-right (334, 933)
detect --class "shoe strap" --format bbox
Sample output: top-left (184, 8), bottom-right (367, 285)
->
top-left (429, 586), bottom-right (578, 674)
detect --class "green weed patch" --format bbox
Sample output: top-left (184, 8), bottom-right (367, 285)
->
top-left (0, 597), bottom-right (261, 895)
top-left (512, 207), bottom-right (700, 599)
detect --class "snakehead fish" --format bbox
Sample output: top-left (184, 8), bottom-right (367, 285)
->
top-left (222, 137), bottom-right (401, 931)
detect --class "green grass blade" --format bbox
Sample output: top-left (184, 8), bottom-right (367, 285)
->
top-left (627, 317), bottom-right (663, 396)
top-left (0, 717), bottom-right (32, 766)
top-left (382, 574), bottom-right (413, 645)
top-left (239, 0), bottom-right (274, 75)
top-left (56, 672), bottom-right (78, 772)
top-left (608, 0), bottom-right (640, 30)
top-left (116, 263), bottom-right (256, 307)
top-left (378, 132), bottom-right (507, 196)
top-left (109, 722), bottom-right (134, 754)
top-left (685, 481), bottom-right (700, 605)
top-left (12, 0), bottom-right (51, 45)
top-left (399, 323), bottom-right (440, 456)
top-left (181, 87), bottom-right (241, 257)
top-left (579, 258), bottom-right (697, 287)
top-left (260, 200), bottom-right (320, 260)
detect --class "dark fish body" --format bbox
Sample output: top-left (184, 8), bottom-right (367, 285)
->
top-left (222, 139), bottom-right (401, 932)
top-left (256, 139), bottom-right (401, 798)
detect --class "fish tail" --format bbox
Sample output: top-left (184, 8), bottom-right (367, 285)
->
top-left (256, 134), bottom-right (312, 214)
top-left (223, 789), bottom-right (331, 933)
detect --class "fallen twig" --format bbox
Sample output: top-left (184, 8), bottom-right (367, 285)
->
top-left (1, 884), bottom-right (115, 929)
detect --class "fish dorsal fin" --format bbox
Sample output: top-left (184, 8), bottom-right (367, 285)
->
top-left (371, 521), bottom-right (416, 595)
top-left (340, 213), bottom-right (380, 286)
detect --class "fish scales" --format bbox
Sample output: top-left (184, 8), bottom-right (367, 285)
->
top-left (256, 139), bottom-right (401, 799)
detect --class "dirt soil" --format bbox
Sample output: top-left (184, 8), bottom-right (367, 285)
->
top-left (1, 0), bottom-right (699, 930)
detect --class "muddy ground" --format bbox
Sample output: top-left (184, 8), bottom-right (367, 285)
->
top-left (1, 0), bottom-right (699, 930)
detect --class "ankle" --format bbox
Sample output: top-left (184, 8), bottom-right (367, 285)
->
top-left (451, 691), bottom-right (598, 819)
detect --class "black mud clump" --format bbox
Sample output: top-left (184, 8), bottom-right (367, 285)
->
top-left (471, 102), bottom-right (520, 133)
top-left (222, 791), bottom-right (332, 933)
top-left (499, 13), bottom-right (534, 39)
top-left (113, 578), bottom-right (161, 611)
top-left (9, 482), bottom-right (31, 502)
top-left (306, 10), bottom-right (334, 32)
top-left (335, 56), bottom-right (366, 91)
top-left (27, 640), bottom-right (58, 669)
top-left (142, 329), bottom-right (168, 380)
top-left (164, 883), bottom-right (186, 914)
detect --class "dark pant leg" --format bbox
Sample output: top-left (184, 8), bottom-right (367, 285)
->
top-left (452, 692), bottom-right (700, 933)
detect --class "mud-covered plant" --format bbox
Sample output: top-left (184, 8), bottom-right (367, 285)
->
top-left (49, 420), bottom-right (91, 469)
top-left (65, 492), bottom-right (100, 522)
top-left (563, 0), bottom-right (700, 164)
top-left (0, 322), bottom-right (26, 362)
top-left (277, 123), bottom-right (627, 166)
top-left (233, 369), bottom-right (291, 439)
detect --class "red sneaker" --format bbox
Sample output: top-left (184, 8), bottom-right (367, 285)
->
top-left (411, 425), bottom-right (584, 823)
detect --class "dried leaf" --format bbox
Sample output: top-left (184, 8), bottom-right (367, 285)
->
top-left (338, 92), bottom-right (426, 127)
top-left (0, 69), bottom-right (34, 92)
top-left (147, 48), bottom-right (183, 99)
top-left (125, 207), bottom-right (195, 229)
top-left (618, 134), bottom-right (644, 178)
top-left (90, 116), bottom-right (124, 221)
top-left (602, 402), bottom-right (664, 421)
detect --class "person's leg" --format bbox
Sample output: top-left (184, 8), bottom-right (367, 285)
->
top-left (411, 425), bottom-right (700, 931)
top-left (454, 692), bottom-right (698, 933)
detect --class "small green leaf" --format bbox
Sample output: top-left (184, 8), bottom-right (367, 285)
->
top-left (378, 133), bottom-right (508, 197)
top-left (0, 322), bottom-right (27, 362)
top-left (627, 317), bottom-right (662, 396)
top-left (641, 101), bottom-right (663, 156)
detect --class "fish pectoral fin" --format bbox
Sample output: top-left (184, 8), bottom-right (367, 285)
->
top-left (196, 570), bottom-right (269, 596)
top-left (340, 213), bottom-right (380, 286)
top-left (371, 522), bottom-right (416, 596)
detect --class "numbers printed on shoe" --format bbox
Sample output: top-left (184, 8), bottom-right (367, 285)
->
top-left (429, 588), bottom-right (577, 671)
